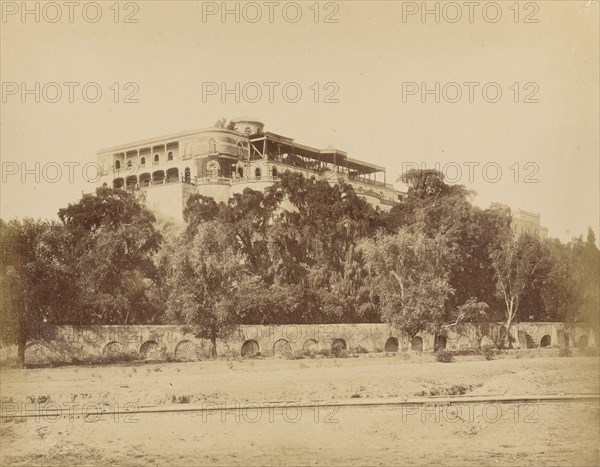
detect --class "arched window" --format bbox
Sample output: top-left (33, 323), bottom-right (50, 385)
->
top-left (127, 160), bottom-right (132, 168)
top-left (184, 167), bottom-right (191, 183)
top-left (208, 139), bottom-right (217, 154)
top-left (154, 154), bottom-right (159, 163)
top-left (255, 168), bottom-right (261, 180)
top-left (114, 160), bottom-right (121, 170)
top-left (244, 127), bottom-right (251, 135)
top-left (272, 167), bottom-right (278, 179)
top-left (140, 157), bottom-right (146, 166)
top-left (237, 143), bottom-right (243, 157)
top-left (167, 151), bottom-right (173, 161)
top-left (238, 167), bottom-right (244, 178)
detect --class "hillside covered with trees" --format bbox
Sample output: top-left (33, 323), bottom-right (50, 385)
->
top-left (1, 170), bottom-right (598, 362)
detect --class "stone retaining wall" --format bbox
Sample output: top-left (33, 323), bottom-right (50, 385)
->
top-left (0, 322), bottom-right (596, 365)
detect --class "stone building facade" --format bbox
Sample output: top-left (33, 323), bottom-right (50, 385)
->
top-left (96, 118), bottom-right (406, 221)
top-left (492, 203), bottom-right (549, 239)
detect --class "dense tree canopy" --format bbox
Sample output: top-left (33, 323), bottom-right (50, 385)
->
top-left (2, 169), bottom-right (598, 360)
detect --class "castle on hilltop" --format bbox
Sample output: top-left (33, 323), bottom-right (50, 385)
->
top-left (96, 118), bottom-right (406, 221)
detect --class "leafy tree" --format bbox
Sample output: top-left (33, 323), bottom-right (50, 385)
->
top-left (386, 169), bottom-right (510, 316)
top-left (184, 189), bottom-right (277, 275)
top-left (182, 172), bottom-right (384, 325)
top-left (265, 172), bottom-right (382, 321)
top-left (165, 221), bottom-right (253, 356)
top-left (214, 118), bottom-right (226, 128)
top-left (362, 229), bottom-right (454, 338)
top-left (183, 194), bottom-right (223, 237)
top-left (58, 188), bottom-right (162, 324)
top-left (214, 118), bottom-right (235, 130)
top-left (0, 219), bottom-right (77, 366)
top-left (490, 233), bottom-right (547, 347)
top-left (400, 169), bottom-right (459, 200)
top-left (568, 228), bottom-right (600, 329)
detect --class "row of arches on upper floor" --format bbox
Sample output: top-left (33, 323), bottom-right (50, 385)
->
top-left (111, 165), bottom-right (283, 190)
top-left (111, 167), bottom-right (192, 189)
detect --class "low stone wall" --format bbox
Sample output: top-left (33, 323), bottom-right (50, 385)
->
top-left (0, 322), bottom-right (596, 365)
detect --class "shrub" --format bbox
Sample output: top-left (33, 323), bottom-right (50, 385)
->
top-left (351, 345), bottom-right (369, 354)
top-left (435, 350), bottom-right (454, 363)
top-left (482, 347), bottom-right (495, 360)
top-left (335, 349), bottom-right (350, 358)
top-left (318, 348), bottom-right (331, 358)
top-left (171, 395), bottom-right (190, 404)
top-left (288, 351), bottom-right (308, 360)
top-left (415, 384), bottom-right (474, 397)
top-left (448, 384), bottom-right (472, 395)
top-left (558, 347), bottom-right (572, 357)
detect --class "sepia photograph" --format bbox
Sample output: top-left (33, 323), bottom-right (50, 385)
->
top-left (0, 1), bottom-right (599, 465)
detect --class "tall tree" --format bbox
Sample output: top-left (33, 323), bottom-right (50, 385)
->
top-left (490, 233), bottom-right (547, 347)
top-left (0, 219), bottom-right (77, 366)
top-left (386, 169), bottom-right (510, 316)
top-left (362, 229), bottom-right (454, 338)
top-left (165, 221), bottom-right (252, 356)
top-left (58, 188), bottom-right (162, 324)
top-left (568, 228), bottom-right (600, 329)
top-left (265, 172), bottom-right (382, 322)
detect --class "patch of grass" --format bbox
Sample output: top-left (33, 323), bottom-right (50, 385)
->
top-left (26, 395), bottom-right (51, 404)
top-left (453, 349), bottom-right (480, 356)
top-left (287, 351), bottom-right (306, 360)
top-left (577, 347), bottom-right (598, 357)
top-left (415, 384), bottom-right (474, 397)
top-left (351, 345), bottom-right (369, 354)
top-left (171, 395), bottom-right (191, 404)
top-left (558, 347), bottom-right (572, 357)
top-left (97, 353), bottom-right (138, 365)
top-left (447, 384), bottom-right (473, 395)
top-left (334, 349), bottom-right (350, 358)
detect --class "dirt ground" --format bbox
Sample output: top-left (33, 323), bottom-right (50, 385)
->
top-left (1, 355), bottom-right (598, 407)
top-left (1, 355), bottom-right (599, 465)
top-left (1, 400), bottom-right (598, 466)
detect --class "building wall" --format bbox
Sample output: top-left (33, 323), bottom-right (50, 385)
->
top-left (492, 203), bottom-right (549, 239)
top-left (96, 123), bottom-right (403, 220)
top-left (141, 183), bottom-right (187, 222)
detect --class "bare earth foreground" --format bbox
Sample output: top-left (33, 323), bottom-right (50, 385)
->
top-left (1, 355), bottom-right (599, 466)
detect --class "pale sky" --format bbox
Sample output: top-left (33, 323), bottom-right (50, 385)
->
top-left (1, 1), bottom-right (598, 242)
